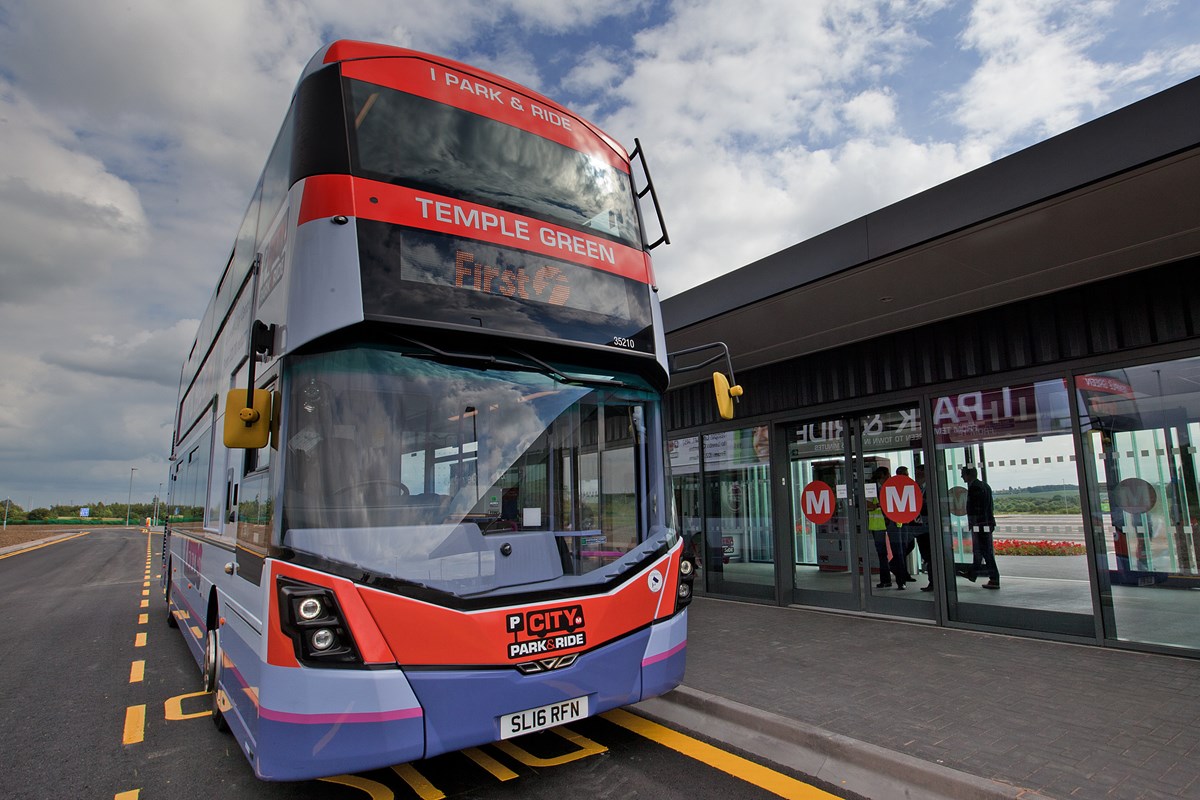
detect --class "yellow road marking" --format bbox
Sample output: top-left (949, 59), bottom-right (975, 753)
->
top-left (114, 790), bottom-right (139, 800)
top-left (141, 589), bottom-right (149, 596)
top-left (391, 764), bottom-right (445, 799)
top-left (602, 709), bottom-right (841, 800)
top-left (134, 632), bottom-right (147, 647)
top-left (130, 660), bottom-right (145, 683)
top-left (123, 705), bottom-right (146, 745)
top-left (319, 774), bottom-right (395, 799)
top-left (164, 690), bottom-right (212, 721)
top-left (137, 613), bottom-right (148, 624)
top-left (140, 599), bottom-right (148, 608)
top-left (0, 531), bottom-right (90, 560)
top-left (493, 725), bottom-right (606, 767)
top-left (464, 747), bottom-right (519, 781)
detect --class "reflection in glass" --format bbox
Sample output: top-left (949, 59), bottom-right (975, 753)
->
top-left (934, 379), bottom-right (1093, 635)
top-left (702, 426), bottom-right (773, 598)
top-left (1078, 358), bottom-right (1200, 651)
top-left (789, 417), bottom-right (854, 598)
top-left (348, 80), bottom-right (641, 248)
top-left (669, 437), bottom-right (704, 585)
top-left (280, 346), bottom-right (665, 602)
top-left (857, 407), bottom-right (931, 604)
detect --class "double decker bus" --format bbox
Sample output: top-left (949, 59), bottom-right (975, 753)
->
top-left (163, 41), bottom-right (709, 780)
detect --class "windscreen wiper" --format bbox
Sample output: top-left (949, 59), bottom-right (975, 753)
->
top-left (509, 348), bottom-right (627, 387)
top-left (394, 335), bottom-right (542, 375)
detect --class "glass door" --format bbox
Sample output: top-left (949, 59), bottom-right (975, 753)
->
top-left (788, 415), bottom-right (858, 611)
top-left (856, 406), bottom-right (935, 618)
top-left (786, 406), bottom-right (933, 619)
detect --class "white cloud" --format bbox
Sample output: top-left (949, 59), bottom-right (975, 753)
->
top-left (843, 89), bottom-right (899, 133)
top-left (576, 0), bottom-right (962, 294)
top-left (42, 319), bottom-right (198, 388)
top-left (953, 0), bottom-right (1200, 150)
top-left (0, 80), bottom-right (149, 303)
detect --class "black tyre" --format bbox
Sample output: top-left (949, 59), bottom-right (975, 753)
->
top-left (164, 563), bottom-right (178, 628)
top-left (204, 624), bottom-right (230, 732)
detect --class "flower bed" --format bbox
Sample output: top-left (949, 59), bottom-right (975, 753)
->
top-left (994, 539), bottom-right (1086, 556)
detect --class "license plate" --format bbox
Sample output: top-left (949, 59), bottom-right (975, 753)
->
top-left (499, 696), bottom-right (588, 739)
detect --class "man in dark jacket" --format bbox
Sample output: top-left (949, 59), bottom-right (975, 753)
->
top-left (962, 466), bottom-right (1000, 588)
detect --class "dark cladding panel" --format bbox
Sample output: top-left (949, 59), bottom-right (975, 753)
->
top-left (666, 256), bottom-right (1200, 431)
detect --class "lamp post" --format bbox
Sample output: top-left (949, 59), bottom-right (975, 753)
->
top-left (126, 467), bottom-right (137, 526)
top-left (153, 482), bottom-right (163, 528)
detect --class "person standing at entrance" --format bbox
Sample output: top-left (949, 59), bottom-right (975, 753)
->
top-left (962, 466), bottom-right (1000, 589)
top-left (909, 465), bottom-right (933, 591)
top-left (889, 467), bottom-right (916, 589)
top-left (869, 466), bottom-right (910, 588)
top-left (868, 466), bottom-right (894, 588)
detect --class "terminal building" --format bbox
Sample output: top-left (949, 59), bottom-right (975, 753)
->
top-left (661, 75), bottom-right (1200, 658)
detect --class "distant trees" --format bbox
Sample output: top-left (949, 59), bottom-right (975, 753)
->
top-left (2, 499), bottom-right (164, 524)
top-left (993, 486), bottom-right (1082, 515)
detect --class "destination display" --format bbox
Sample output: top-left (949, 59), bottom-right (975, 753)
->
top-left (403, 229), bottom-right (632, 320)
top-left (357, 220), bottom-right (656, 353)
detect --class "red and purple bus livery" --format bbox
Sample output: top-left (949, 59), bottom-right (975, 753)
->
top-left (163, 41), bottom-right (699, 780)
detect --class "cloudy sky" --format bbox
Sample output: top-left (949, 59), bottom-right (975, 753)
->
top-left (1, 0), bottom-right (1197, 510)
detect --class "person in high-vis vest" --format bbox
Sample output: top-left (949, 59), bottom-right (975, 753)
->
top-left (868, 466), bottom-right (896, 588)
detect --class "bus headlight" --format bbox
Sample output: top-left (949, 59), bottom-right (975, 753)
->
top-left (675, 554), bottom-right (698, 611)
top-left (298, 597), bottom-right (323, 621)
top-left (277, 579), bottom-right (363, 667)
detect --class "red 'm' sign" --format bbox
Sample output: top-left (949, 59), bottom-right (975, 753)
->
top-left (880, 476), bottom-right (923, 524)
top-left (800, 481), bottom-right (835, 524)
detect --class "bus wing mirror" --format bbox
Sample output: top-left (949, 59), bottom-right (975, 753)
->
top-left (713, 372), bottom-right (743, 420)
top-left (224, 389), bottom-right (272, 449)
top-left (667, 342), bottom-right (744, 420)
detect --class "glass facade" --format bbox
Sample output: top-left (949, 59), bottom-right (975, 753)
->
top-left (932, 378), bottom-right (1093, 636)
top-left (669, 353), bottom-right (1200, 656)
top-left (1077, 356), bottom-right (1200, 651)
top-left (669, 427), bottom-right (773, 600)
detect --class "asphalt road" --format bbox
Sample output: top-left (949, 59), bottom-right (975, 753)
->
top-left (2, 528), bottom-right (853, 800)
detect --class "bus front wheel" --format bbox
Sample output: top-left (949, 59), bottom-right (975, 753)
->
top-left (204, 624), bottom-right (229, 732)
top-left (164, 564), bottom-right (178, 628)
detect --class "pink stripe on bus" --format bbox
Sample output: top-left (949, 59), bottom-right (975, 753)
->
top-left (259, 706), bottom-right (423, 725)
top-left (641, 640), bottom-right (686, 667)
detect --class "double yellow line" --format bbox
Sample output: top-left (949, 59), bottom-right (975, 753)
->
top-left (116, 531), bottom-right (155, 800)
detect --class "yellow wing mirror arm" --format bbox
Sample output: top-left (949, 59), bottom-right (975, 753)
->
top-left (667, 342), bottom-right (743, 420)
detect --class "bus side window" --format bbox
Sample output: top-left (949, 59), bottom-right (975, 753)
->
top-left (237, 471), bottom-right (272, 553)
